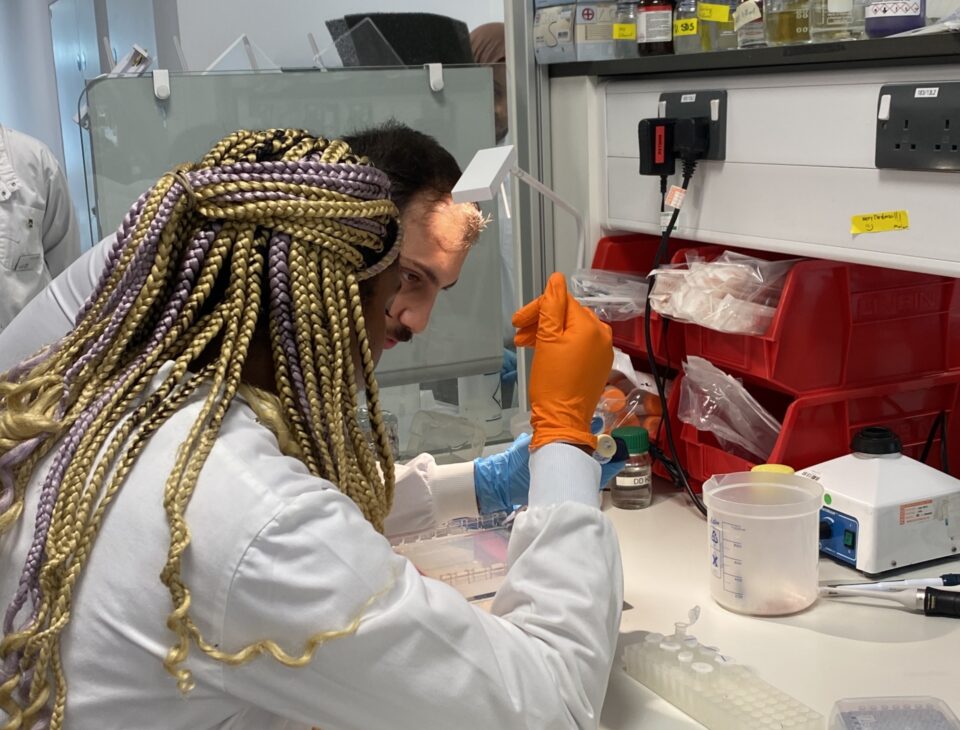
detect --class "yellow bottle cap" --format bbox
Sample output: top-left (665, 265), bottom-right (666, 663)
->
top-left (751, 464), bottom-right (795, 474)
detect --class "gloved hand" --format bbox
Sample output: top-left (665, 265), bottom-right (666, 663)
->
top-left (500, 347), bottom-right (518, 386)
top-left (600, 459), bottom-right (628, 489)
top-left (592, 420), bottom-right (628, 489)
top-left (513, 273), bottom-right (613, 451)
top-left (473, 432), bottom-right (533, 514)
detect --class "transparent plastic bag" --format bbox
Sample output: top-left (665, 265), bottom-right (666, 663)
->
top-left (596, 355), bottom-right (667, 437)
top-left (678, 356), bottom-right (781, 462)
top-left (650, 252), bottom-right (799, 335)
top-left (571, 269), bottom-right (650, 322)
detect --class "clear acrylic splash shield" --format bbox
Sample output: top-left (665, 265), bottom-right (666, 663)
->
top-left (704, 472), bottom-right (823, 616)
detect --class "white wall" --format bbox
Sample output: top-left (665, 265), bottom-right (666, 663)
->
top-left (0, 0), bottom-right (66, 163)
top-left (175, 0), bottom-right (504, 70)
top-left (580, 65), bottom-right (960, 278)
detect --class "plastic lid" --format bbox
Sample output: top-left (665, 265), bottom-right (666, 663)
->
top-left (751, 464), bottom-right (795, 474)
top-left (612, 426), bottom-right (649, 454)
top-left (851, 426), bottom-right (902, 455)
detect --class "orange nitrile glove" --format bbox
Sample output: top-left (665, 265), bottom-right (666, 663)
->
top-left (513, 272), bottom-right (614, 451)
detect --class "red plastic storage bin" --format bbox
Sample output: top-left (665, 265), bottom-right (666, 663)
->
top-left (676, 371), bottom-right (960, 489)
top-left (591, 234), bottom-right (692, 367)
top-left (680, 248), bottom-right (960, 394)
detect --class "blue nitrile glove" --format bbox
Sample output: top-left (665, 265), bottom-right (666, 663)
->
top-left (474, 432), bottom-right (532, 514)
top-left (500, 347), bottom-right (518, 386)
top-left (600, 458), bottom-right (629, 489)
top-left (593, 419), bottom-right (627, 489)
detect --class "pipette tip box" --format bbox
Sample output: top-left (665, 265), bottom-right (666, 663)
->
top-left (829, 696), bottom-right (960, 730)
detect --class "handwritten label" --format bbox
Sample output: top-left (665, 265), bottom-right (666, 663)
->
top-left (850, 210), bottom-right (910, 235)
top-left (733, 0), bottom-right (762, 29)
top-left (900, 499), bottom-right (934, 525)
top-left (665, 186), bottom-right (687, 209)
top-left (698, 3), bottom-right (732, 22)
top-left (674, 18), bottom-right (700, 35)
top-left (612, 22), bottom-right (637, 39)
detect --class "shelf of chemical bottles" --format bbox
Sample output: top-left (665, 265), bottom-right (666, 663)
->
top-left (548, 33), bottom-right (960, 79)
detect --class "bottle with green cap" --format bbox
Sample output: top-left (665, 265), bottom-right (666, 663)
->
top-left (611, 426), bottom-right (653, 509)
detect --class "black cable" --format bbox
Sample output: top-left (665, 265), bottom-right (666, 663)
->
top-left (644, 160), bottom-right (707, 517)
top-left (921, 411), bottom-right (947, 472)
top-left (941, 411), bottom-right (950, 475)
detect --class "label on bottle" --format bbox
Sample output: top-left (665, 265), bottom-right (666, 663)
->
top-left (637, 7), bottom-right (674, 42)
top-left (616, 473), bottom-right (652, 488)
top-left (577, 3), bottom-right (618, 41)
top-left (865, 0), bottom-right (922, 17)
top-left (533, 6), bottom-right (575, 64)
top-left (674, 17), bottom-right (700, 34)
top-left (613, 21), bottom-right (638, 38)
top-left (698, 2), bottom-right (732, 22)
top-left (827, 0), bottom-right (854, 12)
top-left (733, 0), bottom-right (762, 29)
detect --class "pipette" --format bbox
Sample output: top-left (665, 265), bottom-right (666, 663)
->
top-left (827, 573), bottom-right (960, 592)
top-left (820, 585), bottom-right (960, 617)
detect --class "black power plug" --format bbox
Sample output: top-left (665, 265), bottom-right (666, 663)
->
top-left (674, 117), bottom-right (711, 162)
top-left (638, 118), bottom-right (676, 176)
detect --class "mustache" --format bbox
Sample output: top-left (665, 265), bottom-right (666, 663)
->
top-left (390, 325), bottom-right (413, 343)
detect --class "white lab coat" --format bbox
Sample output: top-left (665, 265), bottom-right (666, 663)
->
top-left (0, 367), bottom-right (623, 729)
top-left (0, 124), bottom-right (80, 332)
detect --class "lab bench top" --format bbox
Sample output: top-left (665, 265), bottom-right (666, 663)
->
top-left (599, 490), bottom-right (960, 729)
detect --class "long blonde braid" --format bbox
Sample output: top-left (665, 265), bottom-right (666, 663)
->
top-left (0, 129), bottom-right (400, 729)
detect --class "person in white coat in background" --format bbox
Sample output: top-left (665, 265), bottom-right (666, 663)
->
top-left (0, 124), bottom-right (79, 333)
top-left (0, 121), bottom-right (624, 535)
top-left (0, 128), bottom-right (622, 730)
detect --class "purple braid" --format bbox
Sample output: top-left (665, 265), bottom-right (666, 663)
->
top-left (74, 189), bottom-right (151, 325)
top-left (63, 183), bottom-right (187, 397)
top-left (268, 233), bottom-right (315, 431)
top-left (1, 221), bottom-right (219, 643)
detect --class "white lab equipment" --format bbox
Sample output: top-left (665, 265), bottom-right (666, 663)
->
top-left (801, 426), bottom-right (960, 575)
top-left (452, 143), bottom-right (588, 269)
top-left (819, 584), bottom-right (960, 617)
top-left (703, 471), bottom-right (823, 615)
top-left (623, 606), bottom-right (824, 729)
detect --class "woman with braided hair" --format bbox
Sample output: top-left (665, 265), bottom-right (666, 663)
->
top-left (0, 129), bottom-right (622, 729)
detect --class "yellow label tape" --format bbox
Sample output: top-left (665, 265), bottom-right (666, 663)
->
top-left (850, 210), bottom-right (910, 234)
top-left (698, 3), bottom-right (732, 22)
top-left (612, 22), bottom-right (637, 39)
top-left (674, 18), bottom-right (700, 35)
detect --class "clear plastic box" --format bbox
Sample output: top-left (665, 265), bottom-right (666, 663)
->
top-left (390, 513), bottom-right (512, 610)
top-left (829, 696), bottom-right (960, 730)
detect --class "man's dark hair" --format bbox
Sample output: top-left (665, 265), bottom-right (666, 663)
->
top-left (343, 121), bottom-right (463, 212)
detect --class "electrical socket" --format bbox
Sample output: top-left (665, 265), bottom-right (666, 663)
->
top-left (875, 82), bottom-right (960, 172)
top-left (659, 90), bottom-right (727, 161)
